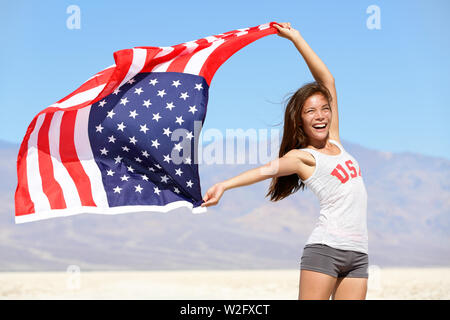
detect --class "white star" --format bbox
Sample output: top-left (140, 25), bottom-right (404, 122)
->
top-left (175, 168), bottom-right (183, 176)
top-left (186, 131), bottom-right (194, 140)
top-left (149, 167), bottom-right (155, 172)
top-left (173, 142), bottom-right (183, 152)
top-left (175, 116), bottom-right (184, 125)
top-left (129, 110), bottom-right (138, 119)
top-left (113, 88), bottom-right (121, 95)
top-left (120, 97), bottom-right (129, 106)
top-left (188, 105), bottom-right (198, 114)
top-left (160, 175), bottom-right (169, 183)
top-left (134, 87), bottom-right (143, 95)
top-left (135, 157), bottom-right (142, 163)
top-left (141, 150), bottom-right (149, 158)
top-left (139, 124), bottom-right (149, 134)
top-left (151, 139), bottom-right (160, 149)
top-left (100, 147), bottom-right (108, 155)
top-left (129, 136), bottom-right (137, 145)
top-left (153, 187), bottom-right (161, 195)
top-left (95, 124), bottom-right (104, 133)
top-left (173, 187), bottom-right (180, 194)
top-left (120, 175), bottom-right (129, 181)
top-left (127, 165), bottom-right (134, 173)
top-left (186, 180), bottom-right (193, 188)
top-left (155, 164), bottom-right (162, 169)
top-left (114, 155), bottom-right (123, 164)
top-left (163, 127), bottom-right (172, 137)
top-left (194, 83), bottom-right (203, 91)
top-left (113, 186), bottom-right (122, 194)
top-left (107, 110), bottom-right (116, 119)
top-left (152, 113), bottom-right (162, 122)
top-left (127, 78), bottom-right (136, 85)
top-left (157, 89), bottom-right (166, 98)
top-left (134, 184), bottom-right (143, 193)
top-left (163, 154), bottom-right (172, 163)
top-left (98, 100), bottom-right (107, 107)
top-left (122, 145), bottom-right (130, 152)
top-left (165, 102), bottom-right (175, 111)
top-left (184, 157), bottom-right (191, 165)
top-left (117, 122), bottom-right (126, 131)
top-left (141, 174), bottom-right (149, 181)
top-left (106, 169), bottom-right (115, 176)
top-left (149, 78), bottom-right (158, 86)
top-left (108, 135), bottom-right (116, 143)
top-left (172, 80), bottom-right (181, 88)
top-left (180, 92), bottom-right (189, 100)
top-left (142, 99), bottom-right (151, 108)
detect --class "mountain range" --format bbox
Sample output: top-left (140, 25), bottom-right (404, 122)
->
top-left (0, 138), bottom-right (449, 271)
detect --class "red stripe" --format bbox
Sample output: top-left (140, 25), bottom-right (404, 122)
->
top-left (59, 110), bottom-right (96, 206)
top-left (200, 23), bottom-right (277, 86)
top-left (166, 39), bottom-right (212, 73)
top-left (37, 113), bottom-right (67, 209)
top-left (15, 116), bottom-right (38, 216)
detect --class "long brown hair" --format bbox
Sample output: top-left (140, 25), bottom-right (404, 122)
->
top-left (265, 81), bottom-right (332, 202)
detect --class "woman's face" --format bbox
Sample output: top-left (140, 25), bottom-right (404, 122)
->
top-left (300, 93), bottom-right (332, 143)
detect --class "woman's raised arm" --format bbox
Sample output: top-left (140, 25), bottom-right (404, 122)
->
top-left (274, 22), bottom-right (340, 141)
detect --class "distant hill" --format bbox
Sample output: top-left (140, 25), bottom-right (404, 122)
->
top-left (0, 138), bottom-right (449, 271)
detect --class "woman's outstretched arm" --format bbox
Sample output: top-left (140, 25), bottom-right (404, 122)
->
top-left (201, 150), bottom-right (304, 207)
top-left (274, 22), bottom-right (339, 141)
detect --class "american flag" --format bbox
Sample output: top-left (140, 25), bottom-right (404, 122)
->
top-left (14, 22), bottom-right (277, 223)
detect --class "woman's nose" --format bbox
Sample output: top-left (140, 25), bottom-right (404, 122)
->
top-left (315, 111), bottom-right (325, 119)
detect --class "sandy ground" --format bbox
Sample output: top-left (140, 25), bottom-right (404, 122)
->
top-left (0, 267), bottom-right (449, 300)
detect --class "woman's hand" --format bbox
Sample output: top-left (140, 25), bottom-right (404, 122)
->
top-left (273, 22), bottom-right (301, 41)
top-left (201, 182), bottom-right (226, 207)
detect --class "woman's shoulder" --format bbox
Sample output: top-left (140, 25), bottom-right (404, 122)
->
top-left (284, 148), bottom-right (316, 166)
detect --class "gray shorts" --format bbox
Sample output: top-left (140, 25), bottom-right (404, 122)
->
top-left (300, 243), bottom-right (369, 278)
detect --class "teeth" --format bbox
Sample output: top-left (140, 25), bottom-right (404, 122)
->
top-left (313, 124), bottom-right (326, 128)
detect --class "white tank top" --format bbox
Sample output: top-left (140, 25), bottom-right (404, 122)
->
top-left (299, 139), bottom-right (369, 254)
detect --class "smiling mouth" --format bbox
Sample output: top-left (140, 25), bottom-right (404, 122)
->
top-left (312, 124), bottom-right (327, 130)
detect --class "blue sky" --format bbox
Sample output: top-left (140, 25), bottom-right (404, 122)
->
top-left (1, 0), bottom-right (449, 159)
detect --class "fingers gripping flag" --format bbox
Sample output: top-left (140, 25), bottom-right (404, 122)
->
top-left (14, 22), bottom-right (278, 223)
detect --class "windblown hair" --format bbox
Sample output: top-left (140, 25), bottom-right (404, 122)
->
top-left (265, 81), bottom-right (332, 202)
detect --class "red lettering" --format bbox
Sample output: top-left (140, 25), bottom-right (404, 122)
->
top-left (331, 164), bottom-right (349, 183)
top-left (345, 160), bottom-right (357, 178)
top-left (358, 167), bottom-right (361, 176)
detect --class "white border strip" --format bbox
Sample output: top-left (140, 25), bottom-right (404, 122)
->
top-left (15, 201), bottom-right (207, 224)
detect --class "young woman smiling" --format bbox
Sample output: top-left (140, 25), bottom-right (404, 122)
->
top-left (201, 22), bottom-right (369, 300)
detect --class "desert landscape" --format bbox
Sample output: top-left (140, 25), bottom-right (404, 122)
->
top-left (1, 267), bottom-right (449, 300)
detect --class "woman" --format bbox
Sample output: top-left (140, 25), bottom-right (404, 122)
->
top-left (200, 22), bottom-right (369, 300)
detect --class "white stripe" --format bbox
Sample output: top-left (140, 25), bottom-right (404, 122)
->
top-left (26, 114), bottom-right (51, 212)
top-left (154, 46), bottom-right (174, 58)
top-left (235, 28), bottom-right (249, 37)
top-left (74, 106), bottom-right (109, 208)
top-left (48, 111), bottom-right (82, 208)
top-left (15, 201), bottom-right (207, 224)
top-left (151, 41), bottom-right (202, 73)
top-left (49, 84), bottom-right (106, 109)
top-left (117, 48), bottom-right (147, 88)
top-left (86, 64), bottom-right (116, 81)
top-left (183, 38), bottom-right (225, 75)
top-left (258, 22), bottom-right (270, 30)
